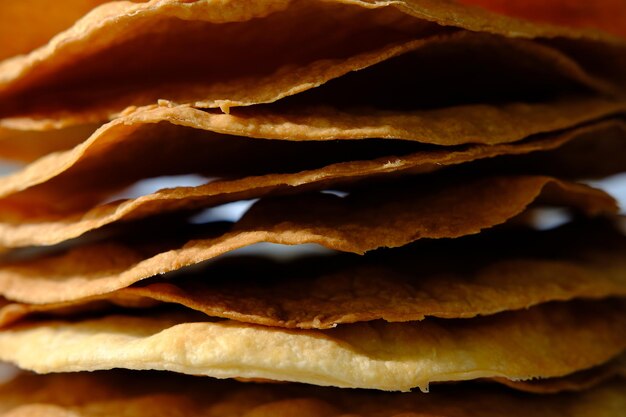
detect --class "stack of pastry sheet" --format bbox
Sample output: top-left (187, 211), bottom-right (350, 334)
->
top-left (0, 0), bottom-right (625, 415)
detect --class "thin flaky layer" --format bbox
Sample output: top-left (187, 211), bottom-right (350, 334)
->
top-left (1, 100), bottom-right (623, 209)
top-left (0, 300), bottom-right (624, 391)
top-left (0, 114), bottom-right (622, 250)
top-left (1, 220), bottom-right (625, 327)
top-left (192, 99), bottom-right (626, 144)
top-left (0, 0), bottom-right (624, 125)
top-left (0, 175), bottom-right (617, 301)
top-left (0, 31), bottom-right (620, 145)
top-left (2, 373), bottom-right (626, 417)
top-left (1, 373), bottom-right (624, 417)
top-left (458, 119), bottom-right (626, 180)
top-left (1, 31), bottom-right (623, 164)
